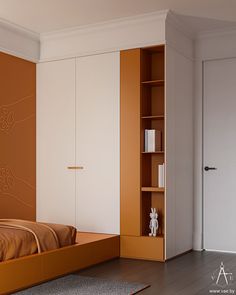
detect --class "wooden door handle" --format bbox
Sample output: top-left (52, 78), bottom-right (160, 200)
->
top-left (67, 166), bottom-right (84, 170)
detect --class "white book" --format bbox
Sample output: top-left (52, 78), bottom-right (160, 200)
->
top-left (144, 129), bottom-right (162, 152)
top-left (158, 164), bottom-right (165, 188)
top-left (144, 129), bottom-right (149, 152)
top-left (148, 129), bottom-right (155, 152)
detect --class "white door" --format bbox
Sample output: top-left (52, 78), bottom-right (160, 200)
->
top-left (204, 58), bottom-right (236, 252)
top-left (37, 59), bottom-right (76, 226)
top-left (76, 52), bottom-right (120, 234)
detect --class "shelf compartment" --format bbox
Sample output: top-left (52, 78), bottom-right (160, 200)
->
top-left (141, 79), bottom-right (164, 87)
top-left (142, 118), bottom-right (165, 152)
top-left (142, 115), bottom-right (164, 120)
top-left (141, 86), bottom-right (164, 117)
top-left (142, 187), bottom-right (164, 192)
top-left (141, 191), bottom-right (165, 237)
top-left (141, 153), bottom-right (164, 188)
top-left (141, 46), bottom-right (165, 81)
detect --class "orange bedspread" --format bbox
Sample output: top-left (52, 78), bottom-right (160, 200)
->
top-left (0, 219), bottom-right (76, 261)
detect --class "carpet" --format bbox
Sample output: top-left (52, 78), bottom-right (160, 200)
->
top-left (14, 274), bottom-right (150, 295)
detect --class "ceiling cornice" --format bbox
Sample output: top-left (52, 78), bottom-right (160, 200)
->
top-left (196, 25), bottom-right (236, 40)
top-left (165, 10), bottom-right (195, 40)
top-left (0, 17), bottom-right (40, 62)
top-left (0, 17), bottom-right (39, 40)
top-left (40, 10), bottom-right (169, 41)
top-left (39, 10), bottom-right (168, 61)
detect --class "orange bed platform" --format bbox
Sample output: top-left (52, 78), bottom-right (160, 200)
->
top-left (0, 232), bottom-right (120, 294)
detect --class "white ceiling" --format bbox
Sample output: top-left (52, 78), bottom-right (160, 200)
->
top-left (0, 0), bottom-right (236, 34)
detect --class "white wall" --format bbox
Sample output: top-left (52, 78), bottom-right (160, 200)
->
top-left (193, 29), bottom-right (236, 250)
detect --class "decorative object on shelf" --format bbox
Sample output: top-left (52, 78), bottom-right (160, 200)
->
top-left (144, 129), bottom-right (161, 152)
top-left (149, 208), bottom-right (158, 237)
top-left (158, 163), bottom-right (165, 188)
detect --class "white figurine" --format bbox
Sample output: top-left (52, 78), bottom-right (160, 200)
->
top-left (149, 208), bottom-right (158, 237)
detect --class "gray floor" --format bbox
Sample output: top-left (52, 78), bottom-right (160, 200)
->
top-left (77, 251), bottom-right (236, 295)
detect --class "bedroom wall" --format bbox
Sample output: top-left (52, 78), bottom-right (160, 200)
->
top-left (0, 52), bottom-right (36, 220)
top-left (193, 29), bottom-right (236, 250)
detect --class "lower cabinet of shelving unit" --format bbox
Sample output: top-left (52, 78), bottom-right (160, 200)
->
top-left (120, 235), bottom-right (164, 262)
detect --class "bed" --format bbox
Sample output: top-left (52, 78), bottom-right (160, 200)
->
top-left (0, 198), bottom-right (119, 294)
top-left (0, 231), bottom-right (119, 294)
top-left (0, 219), bottom-right (76, 262)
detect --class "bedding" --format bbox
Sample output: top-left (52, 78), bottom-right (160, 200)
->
top-left (0, 219), bottom-right (76, 261)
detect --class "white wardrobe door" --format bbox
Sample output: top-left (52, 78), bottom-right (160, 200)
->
top-left (37, 59), bottom-right (76, 226)
top-left (165, 46), bottom-right (193, 258)
top-left (76, 52), bottom-right (120, 234)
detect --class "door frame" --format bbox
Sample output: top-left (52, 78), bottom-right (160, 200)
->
top-left (202, 57), bottom-right (236, 252)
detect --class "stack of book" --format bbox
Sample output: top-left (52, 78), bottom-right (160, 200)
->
top-left (158, 163), bottom-right (165, 188)
top-left (144, 129), bottom-right (162, 152)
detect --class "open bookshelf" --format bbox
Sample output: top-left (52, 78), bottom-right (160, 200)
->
top-left (121, 42), bottom-right (193, 262)
top-left (120, 45), bottom-right (166, 261)
top-left (141, 45), bottom-right (165, 239)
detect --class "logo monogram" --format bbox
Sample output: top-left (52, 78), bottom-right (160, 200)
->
top-left (211, 262), bottom-right (234, 288)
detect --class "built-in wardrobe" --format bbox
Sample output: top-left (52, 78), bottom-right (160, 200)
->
top-left (37, 52), bottom-right (120, 234)
top-left (37, 12), bottom-right (194, 261)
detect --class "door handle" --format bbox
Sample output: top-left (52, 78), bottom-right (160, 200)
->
top-left (67, 166), bottom-right (84, 170)
top-left (204, 166), bottom-right (217, 171)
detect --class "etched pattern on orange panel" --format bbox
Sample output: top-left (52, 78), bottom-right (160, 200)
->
top-left (0, 52), bottom-right (36, 221)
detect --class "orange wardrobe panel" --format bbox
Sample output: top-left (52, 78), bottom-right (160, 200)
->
top-left (0, 52), bottom-right (36, 220)
top-left (120, 49), bottom-right (141, 236)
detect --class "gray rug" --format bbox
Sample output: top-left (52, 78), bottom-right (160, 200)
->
top-left (14, 274), bottom-right (149, 295)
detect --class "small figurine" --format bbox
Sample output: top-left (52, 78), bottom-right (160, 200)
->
top-left (149, 208), bottom-right (158, 237)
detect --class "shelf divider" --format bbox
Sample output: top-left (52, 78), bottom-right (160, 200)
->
top-left (141, 79), bottom-right (164, 86)
top-left (142, 115), bottom-right (164, 120)
top-left (142, 187), bottom-right (165, 192)
top-left (142, 151), bottom-right (164, 154)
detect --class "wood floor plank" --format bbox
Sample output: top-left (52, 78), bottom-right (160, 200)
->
top-left (77, 251), bottom-right (236, 295)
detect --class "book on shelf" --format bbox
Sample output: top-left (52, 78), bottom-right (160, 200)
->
top-left (158, 163), bottom-right (165, 188)
top-left (144, 129), bottom-right (161, 152)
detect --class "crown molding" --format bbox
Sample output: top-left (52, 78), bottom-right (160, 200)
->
top-left (40, 10), bottom-right (169, 41)
top-left (0, 17), bottom-right (39, 40)
top-left (195, 26), bottom-right (236, 61)
top-left (165, 10), bottom-right (195, 61)
top-left (165, 10), bottom-right (195, 40)
top-left (0, 17), bottom-right (40, 62)
top-left (196, 25), bottom-right (236, 40)
top-left (39, 10), bottom-right (168, 61)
